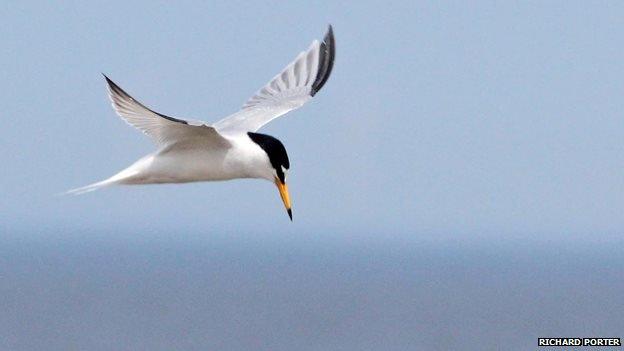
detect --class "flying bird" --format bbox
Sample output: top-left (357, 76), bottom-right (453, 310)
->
top-left (67, 26), bottom-right (335, 220)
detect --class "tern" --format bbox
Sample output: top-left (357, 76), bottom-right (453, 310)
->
top-left (68, 26), bottom-right (335, 220)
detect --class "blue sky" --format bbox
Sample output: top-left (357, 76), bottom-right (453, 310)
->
top-left (2, 1), bottom-right (623, 240)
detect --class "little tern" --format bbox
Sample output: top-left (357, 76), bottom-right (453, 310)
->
top-left (68, 26), bottom-right (335, 220)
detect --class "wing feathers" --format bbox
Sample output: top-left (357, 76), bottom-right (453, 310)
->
top-left (104, 74), bottom-right (189, 125)
top-left (103, 75), bottom-right (228, 146)
top-left (311, 25), bottom-right (335, 96)
top-left (214, 25), bottom-right (335, 133)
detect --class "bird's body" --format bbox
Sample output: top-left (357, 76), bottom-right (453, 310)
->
top-left (112, 134), bottom-right (270, 185)
top-left (69, 26), bottom-right (336, 219)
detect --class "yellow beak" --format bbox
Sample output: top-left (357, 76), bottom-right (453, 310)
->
top-left (275, 178), bottom-right (292, 221)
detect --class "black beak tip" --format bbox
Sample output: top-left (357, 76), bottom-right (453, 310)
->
top-left (287, 208), bottom-right (293, 221)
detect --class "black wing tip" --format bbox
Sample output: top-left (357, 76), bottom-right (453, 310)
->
top-left (101, 73), bottom-right (113, 85)
top-left (311, 25), bottom-right (336, 97)
top-left (101, 73), bottom-right (123, 94)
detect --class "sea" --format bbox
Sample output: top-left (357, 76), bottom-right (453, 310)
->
top-left (0, 232), bottom-right (621, 351)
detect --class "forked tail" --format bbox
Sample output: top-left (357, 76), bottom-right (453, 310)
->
top-left (64, 179), bottom-right (115, 195)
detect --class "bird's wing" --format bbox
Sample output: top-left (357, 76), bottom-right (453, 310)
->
top-left (104, 75), bottom-right (229, 147)
top-left (213, 25), bottom-right (335, 134)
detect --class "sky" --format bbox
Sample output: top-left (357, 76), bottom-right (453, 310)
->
top-left (2, 1), bottom-right (624, 240)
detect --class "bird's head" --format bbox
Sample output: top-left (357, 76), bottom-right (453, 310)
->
top-left (248, 132), bottom-right (292, 220)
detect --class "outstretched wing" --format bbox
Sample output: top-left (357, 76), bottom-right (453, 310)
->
top-left (104, 75), bottom-right (229, 147)
top-left (213, 25), bottom-right (335, 134)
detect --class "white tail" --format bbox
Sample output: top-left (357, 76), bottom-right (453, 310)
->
top-left (63, 166), bottom-right (142, 196)
top-left (64, 179), bottom-right (115, 195)
top-left (63, 157), bottom-right (150, 196)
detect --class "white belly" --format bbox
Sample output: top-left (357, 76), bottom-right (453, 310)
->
top-left (119, 139), bottom-right (272, 184)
